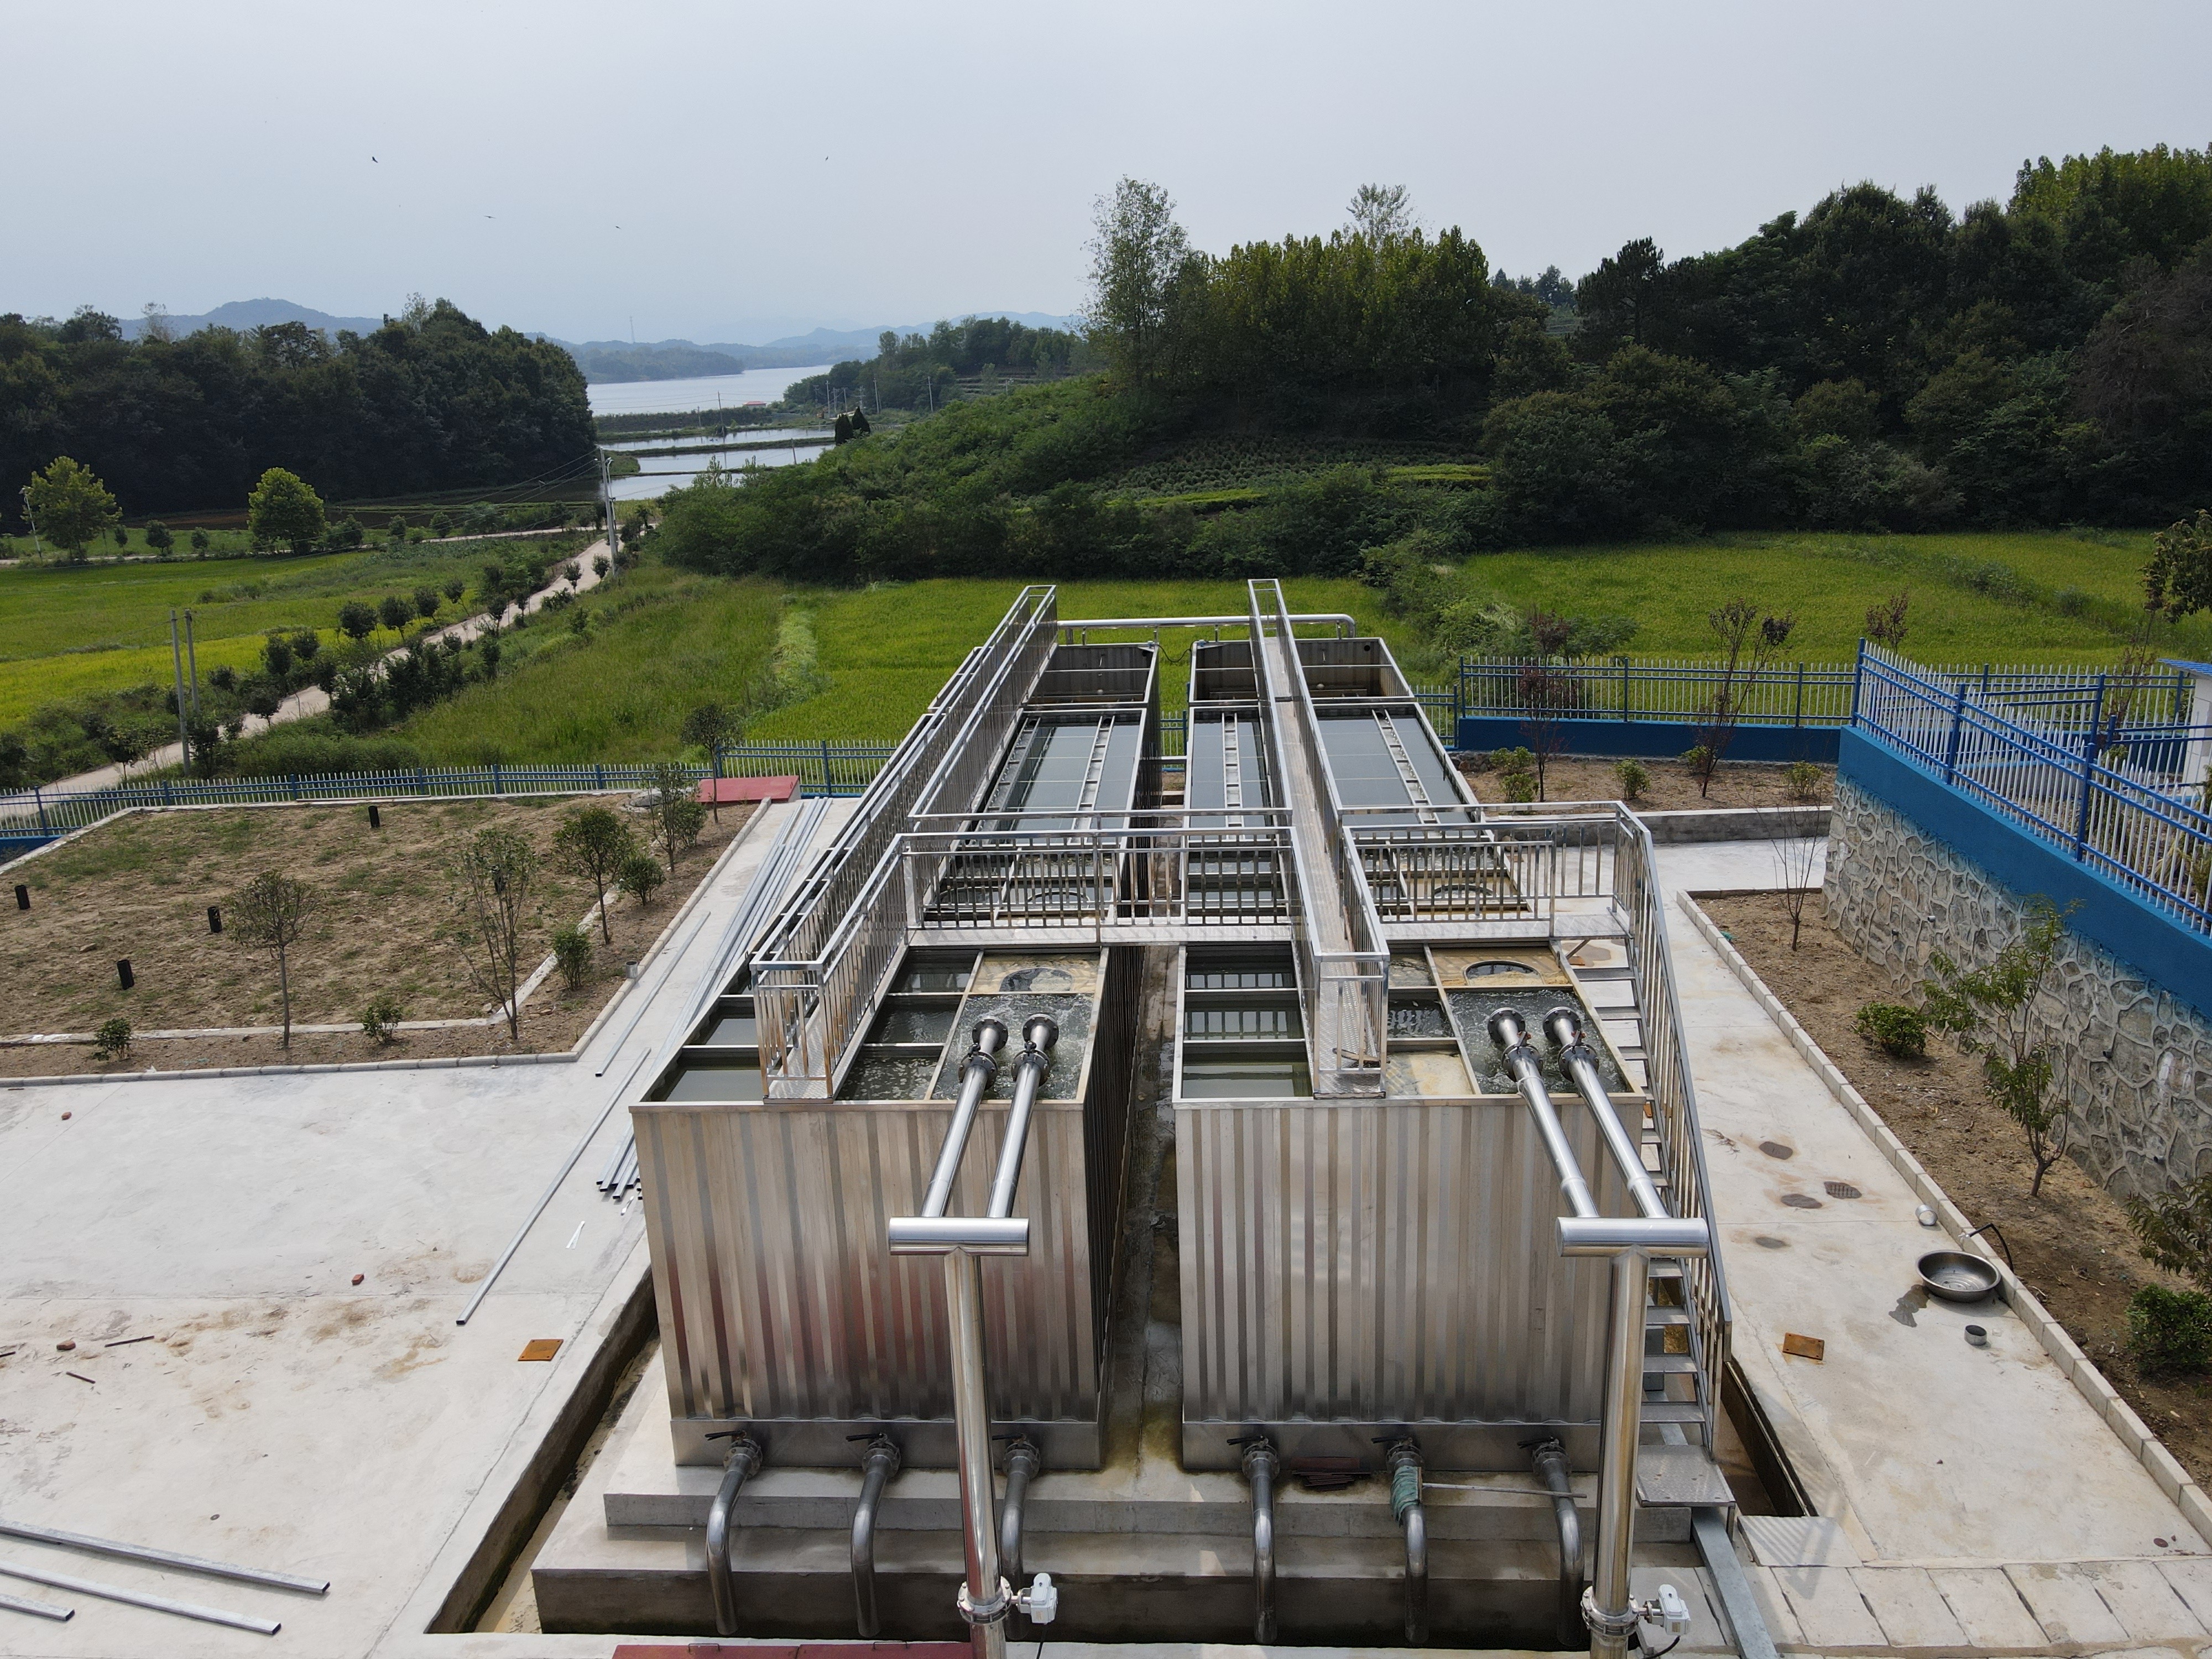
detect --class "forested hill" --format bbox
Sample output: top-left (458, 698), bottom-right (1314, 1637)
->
top-left (654, 147), bottom-right (2212, 587)
top-left (0, 299), bottom-right (592, 520)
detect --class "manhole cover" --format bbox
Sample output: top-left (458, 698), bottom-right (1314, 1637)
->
top-left (1824, 1181), bottom-right (1862, 1199)
top-left (1759, 1140), bottom-right (1795, 1160)
top-left (1781, 1193), bottom-right (1823, 1209)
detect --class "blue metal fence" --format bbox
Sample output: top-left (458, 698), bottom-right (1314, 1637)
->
top-left (1854, 643), bottom-right (2212, 934)
top-left (1, 747), bottom-right (901, 848)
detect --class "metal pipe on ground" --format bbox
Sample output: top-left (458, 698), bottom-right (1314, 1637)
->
top-left (849, 1434), bottom-right (901, 1639)
top-left (1236, 1437), bottom-right (1280, 1643)
top-left (0, 1590), bottom-right (71, 1622)
top-left (703, 1433), bottom-right (763, 1637)
top-left (0, 1559), bottom-right (277, 1636)
top-left (1385, 1439), bottom-right (1427, 1645)
top-left (1529, 1437), bottom-right (1585, 1649)
top-left (0, 1519), bottom-right (330, 1595)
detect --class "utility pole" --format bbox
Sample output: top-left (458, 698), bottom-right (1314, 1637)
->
top-left (183, 609), bottom-right (202, 722)
top-left (19, 486), bottom-right (40, 557)
top-left (168, 609), bottom-right (191, 767)
top-left (600, 451), bottom-right (619, 564)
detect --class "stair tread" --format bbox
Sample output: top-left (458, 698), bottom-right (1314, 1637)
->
top-left (1642, 1354), bottom-right (1700, 1375)
top-left (1638, 1401), bottom-right (1707, 1423)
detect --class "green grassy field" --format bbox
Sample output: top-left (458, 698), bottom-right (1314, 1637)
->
top-left (394, 565), bottom-right (783, 764)
top-left (1444, 529), bottom-right (2204, 664)
top-left (0, 538), bottom-right (586, 725)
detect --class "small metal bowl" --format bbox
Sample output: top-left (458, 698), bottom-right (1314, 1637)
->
top-left (1918, 1250), bottom-right (2001, 1304)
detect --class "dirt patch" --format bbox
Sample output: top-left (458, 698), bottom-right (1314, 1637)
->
top-left (1458, 754), bottom-right (1832, 811)
top-left (1, 796), bottom-right (753, 1073)
top-left (1703, 889), bottom-right (2212, 1489)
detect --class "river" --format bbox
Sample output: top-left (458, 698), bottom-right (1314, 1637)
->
top-left (586, 364), bottom-right (833, 418)
top-left (591, 365), bottom-right (836, 498)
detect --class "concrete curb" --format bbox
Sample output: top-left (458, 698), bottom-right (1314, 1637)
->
top-left (1678, 888), bottom-right (2212, 1550)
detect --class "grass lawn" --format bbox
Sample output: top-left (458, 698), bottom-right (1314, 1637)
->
top-left (0, 536), bottom-right (588, 724)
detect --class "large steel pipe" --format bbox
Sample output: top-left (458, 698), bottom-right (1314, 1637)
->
top-left (851, 1434), bottom-right (901, 1639)
top-left (1530, 1437), bottom-right (1585, 1650)
top-left (1544, 1007), bottom-right (1667, 1218)
top-left (1587, 1249), bottom-right (1652, 1659)
top-left (703, 1433), bottom-right (764, 1637)
top-left (987, 1018), bottom-right (1058, 1218)
top-left (1487, 1009), bottom-right (1598, 1218)
top-left (1237, 1437), bottom-right (1280, 1643)
top-left (946, 1250), bottom-right (1008, 1659)
top-left (1386, 1439), bottom-right (1428, 1645)
top-left (921, 1020), bottom-right (1006, 1217)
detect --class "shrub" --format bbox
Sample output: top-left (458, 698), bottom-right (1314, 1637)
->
top-left (113, 523), bottom-right (130, 548)
top-left (442, 576), bottom-right (466, 603)
top-left (290, 628), bottom-right (319, 662)
top-left (93, 1017), bottom-right (133, 1063)
top-left (1488, 745), bottom-right (1536, 802)
top-left (360, 993), bottom-right (406, 1045)
top-left (209, 664), bottom-right (238, 692)
top-left (592, 555), bottom-right (609, 578)
top-left (1680, 744), bottom-right (1714, 778)
top-left (337, 601), bottom-right (377, 641)
top-left (190, 528), bottom-right (210, 553)
top-left (618, 850), bottom-right (666, 909)
top-left (144, 520), bottom-right (173, 555)
top-left (552, 924), bottom-right (593, 992)
top-left (377, 594), bottom-right (413, 633)
top-left (1613, 758), bottom-right (1650, 801)
top-left (1784, 761), bottom-right (1827, 802)
top-left (2127, 1285), bottom-right (2212, 1375)
top-left (2127, 1173), bottom-right (2212, 1290)
top-left (263, 634), bottom-right (294, 679)
top-left (1854, 1001), bottom-right (1927, 1058)
top-left (415, 586), bottom-right (441, 620)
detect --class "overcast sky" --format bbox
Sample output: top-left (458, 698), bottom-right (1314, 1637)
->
top-left (8, 0), bottom-right (2208, 344)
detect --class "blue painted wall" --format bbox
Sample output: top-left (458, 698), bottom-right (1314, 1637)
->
top-left (1456, 716), bottom-right (1840, 764)
top-left (1839, 726), bottom-right (2212, 1018)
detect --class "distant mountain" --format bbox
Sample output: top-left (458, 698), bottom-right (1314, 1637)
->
top-left (122, 298), bottom-right (387, 339)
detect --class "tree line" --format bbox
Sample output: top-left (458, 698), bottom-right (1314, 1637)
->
top-left (787, 316), bottom-right (1095, 411)
top-left (0, 297), bottom-right (593, 523)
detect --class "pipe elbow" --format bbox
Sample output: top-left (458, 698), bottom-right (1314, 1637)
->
top-left (704, 1435), bottom-right (762, 1639)
top-left (849, 1437), bottom-right (900, 1640)
top-left (1239, 1439), bottom-right (1279, 1644)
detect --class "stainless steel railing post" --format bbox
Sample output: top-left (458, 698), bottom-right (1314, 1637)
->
top-left (945, 1250), bottom-right (1008, 1659)
top-left (1587, 1248), bottom-right (1651, 1659)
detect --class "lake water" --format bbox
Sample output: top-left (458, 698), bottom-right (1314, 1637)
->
top-left (587, 365), bottom-right (834, 418)
top-left (609, 430), bottom-right (836, 500)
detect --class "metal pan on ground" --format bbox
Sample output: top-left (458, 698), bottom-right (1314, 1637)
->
top-left (1917, 1250), bottom-right (2001, 1303)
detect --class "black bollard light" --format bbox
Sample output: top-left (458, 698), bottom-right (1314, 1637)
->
top-left (207, 905), bottom-right (222, 934)
top-left (117, 959), bottom-right (134, 991)
top-left (13, 884), bottom-right (25, 911)
top-left (368, 804), bottom-right (381, 830)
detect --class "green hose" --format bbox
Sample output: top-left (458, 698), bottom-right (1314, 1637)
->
top-left (1390, 1456), bottom-right (1421, 1522)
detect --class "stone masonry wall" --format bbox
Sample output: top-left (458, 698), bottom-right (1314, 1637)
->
top-left (1824, 779), bottom-right (2212, 1199)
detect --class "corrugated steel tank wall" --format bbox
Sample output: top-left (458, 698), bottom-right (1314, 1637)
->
top-left (638, 948), bottom-right (1139, 1467)
top-left (1177, 1097), bottom-right (1628, 1468)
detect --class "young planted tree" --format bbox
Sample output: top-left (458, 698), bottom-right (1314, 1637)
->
top-left (414, 585), bottom-right (441, 622)
top-left (2145, 509), bottom-right (2212, 622)
top-left (447, 826), bottom-right (539, 1040)
top-left (1689, 599), bottom-right (1797, 797)
top-left (618, 850), bottom-right (666, 909)
top-left (1919, 898), bottom-right (2077, 1195)
top-left (388, 514), bottom-right (409, 545)
top-left (1764, 830), bottom-right (1823, 949)
top-left (442, 576), bottom-right (466, 604)
top-left (680, 700), bottom-right (742, 819)
top-left (24, 456), bottom-right (119, 561)
top-left (1864, 590), bottom-right (1910, 650)
top-left (247, 467), bottom-right (327, 555)
top-left (112, 523), bottom-right (131, 549)
top-left (337, 601), bottom-right (377, 643)
top-left (231, 872), bottom-right (323, 1047)
top-left (144, 519), bottom-right (174, 557)
top-left (647, 763), bottom-right (708, 875)
top-left (377, 593), bottom-right (414, 636)
top-left (554, 804), bottom-right (639, 943)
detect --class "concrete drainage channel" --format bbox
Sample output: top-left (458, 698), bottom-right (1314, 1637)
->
top-left (426, 1272), bottom-right (661, 1634)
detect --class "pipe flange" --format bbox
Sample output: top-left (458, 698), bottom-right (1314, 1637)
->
top-left (1582, 1585), bottom-right (1641, 1639)
top-left (958, 1577), bottom-right (1014, 1626)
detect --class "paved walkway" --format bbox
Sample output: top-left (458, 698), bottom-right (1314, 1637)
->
top-left (1653, 839), bottom-right (2211, 1654)
top-left (45, 540), bottom-right (612, 796)
top-left (0, 797), bottom-right (846, 1659)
